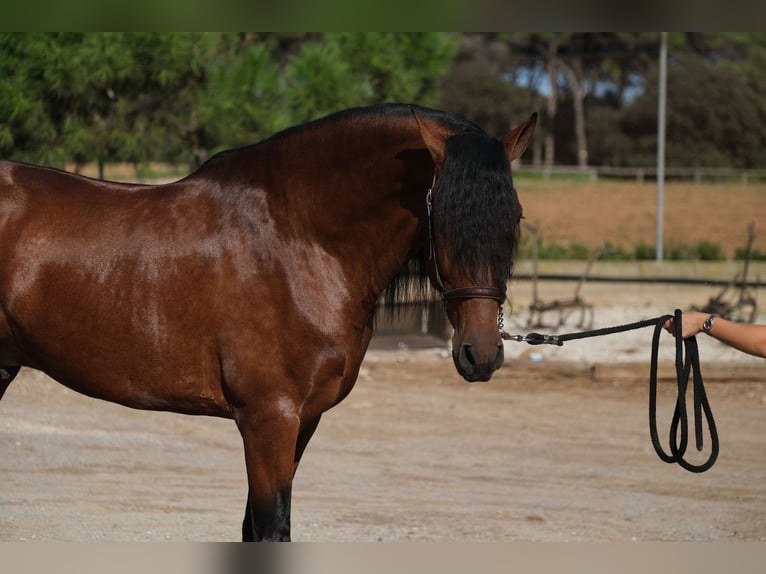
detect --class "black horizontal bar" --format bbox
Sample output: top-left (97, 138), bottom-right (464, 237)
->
top-left (512, 273), bottom-right (762, 287)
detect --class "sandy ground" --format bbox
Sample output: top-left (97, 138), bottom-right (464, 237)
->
top-left (1, 280), bottom-right (765, 542)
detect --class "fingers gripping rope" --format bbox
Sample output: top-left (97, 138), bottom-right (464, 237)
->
top-left (505, 309), bottom-right (719, 473)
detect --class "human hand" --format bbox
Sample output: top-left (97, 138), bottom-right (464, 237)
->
top-left (663, 311), bottom-right (707, 339)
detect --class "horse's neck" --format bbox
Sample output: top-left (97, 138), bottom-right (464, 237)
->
top-left (193, 120), bottom-right (432, 319)
top-left (257, 127), bottom-right (431, 308)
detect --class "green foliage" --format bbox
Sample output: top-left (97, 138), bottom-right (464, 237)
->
top-left (735, 247), bottom-right (766, 261)
top-left (600, 34), bottom-right (766, 170)
top-left (0, 32), bottom-right (458, 169)
top-left (597, 243), bottom-right (633, 261)
top-left (330, 32), bottom-right (458, 105)
top-left (196, 35), bottom-right (283, 159)
top-left (664, 240), bottom-right (725, 261)
top-left (633, 241), bottom-right (656, 260)
top-left (519, 234), bottom-right (593, 261)
top-left (568, 243), bottom-right (591, 260)
top-left (0, 33), bottom-right (60, 163)
top-left (696, 240), bottom-right (726, 261)
top-left (0, 32), bottom-right (222, 167)
top-left (520, 237), bottom-right (728, 262)
top-left (4, 32), bottom-right (766, 174)
top-left (628, 54), bottom-right (765, 169)
top-left (536, 242), bottom-right (570, 260)
top-left (438, 58), bottom-right (534, 137)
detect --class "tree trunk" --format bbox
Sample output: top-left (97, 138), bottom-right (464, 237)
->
top-left (544, 36), bottom-right (559, 168)
top-left (560, 59), bottom-right (589, 169)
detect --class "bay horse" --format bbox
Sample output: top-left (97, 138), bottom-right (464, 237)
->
top-left (0, 103), bottom-right (535, 541)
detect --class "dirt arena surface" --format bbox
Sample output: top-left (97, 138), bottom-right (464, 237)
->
top-left (1, 280), bottom-right (765, 542)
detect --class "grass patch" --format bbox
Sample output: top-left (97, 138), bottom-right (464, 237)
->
top-left (520, 236), bottom-right (728, 261)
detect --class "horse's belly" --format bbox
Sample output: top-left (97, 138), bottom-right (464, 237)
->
top-left (35, 346), bottom-right (231, 417)
top-left (49, 365), bottom-right (234, 417)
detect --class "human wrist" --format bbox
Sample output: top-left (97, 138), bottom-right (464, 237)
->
top-left (702, 313), bottom-right (718, 335)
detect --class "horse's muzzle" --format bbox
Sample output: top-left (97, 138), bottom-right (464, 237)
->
top-left (453, 342), bottom-right (504, 382)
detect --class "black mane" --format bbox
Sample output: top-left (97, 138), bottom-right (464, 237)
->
top-left (204, 103), bottom-right (480, 162)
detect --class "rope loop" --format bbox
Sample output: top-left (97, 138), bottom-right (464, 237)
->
top-left (508, 309), bottom-right (719, 473)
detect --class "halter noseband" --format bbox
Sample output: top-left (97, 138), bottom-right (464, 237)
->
top-left (425, 176), bottom-right (507, 310)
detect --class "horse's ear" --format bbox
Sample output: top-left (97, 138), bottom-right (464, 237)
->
top-left (412, 111), bottom-right (453, 167)
top-left (502, 112), bottom-right (537, 162)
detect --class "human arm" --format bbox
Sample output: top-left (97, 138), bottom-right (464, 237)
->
top-left (664, 311), bottom-right (766, 358)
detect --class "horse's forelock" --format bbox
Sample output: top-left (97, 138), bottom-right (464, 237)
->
top-left (433, 132), bottom-right (521, 285)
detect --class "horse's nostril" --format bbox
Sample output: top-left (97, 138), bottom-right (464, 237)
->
top-left (463, 345), bottom-right (478, 366)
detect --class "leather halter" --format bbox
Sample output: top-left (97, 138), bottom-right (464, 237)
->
top-left (425, 176), bottom-right (506, 309)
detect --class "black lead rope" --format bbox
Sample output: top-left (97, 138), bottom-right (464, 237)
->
top-left (508, 309), bottom-right (719, 473)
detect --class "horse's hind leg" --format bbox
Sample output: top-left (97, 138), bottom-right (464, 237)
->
top-left (0, 365), bottom-right (20, 400)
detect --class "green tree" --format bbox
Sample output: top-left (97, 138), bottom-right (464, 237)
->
top-left (331, 32), bottom-right (458, 105)
top-left (1, 32), bottom-right (459, 171)
top-left (620, 40), bottom-right (766, 169)
top-left (0, 33), bottom-right (221, 171)
top-left (0, 33), bottom-right (62, 163)
top-left (438, 59), bottom-right (535, 139)
top-left (278, 33), bottom-right (458, 128)
top-left (194, 33), bottom-right (458, 161)
top-left (193, 33), bottom-right (284, 162)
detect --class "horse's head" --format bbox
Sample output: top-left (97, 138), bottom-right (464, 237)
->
top-left (414, 111), bottom-right (536, 382)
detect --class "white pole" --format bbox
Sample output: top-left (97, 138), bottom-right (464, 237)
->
top-left (656, 32), bottom-right (667, 262)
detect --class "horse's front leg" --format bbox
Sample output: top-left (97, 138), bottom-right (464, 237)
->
top-left (241, 486), bottom-right (292, 542)
top-left (235, 404), bottom-right (301, 542)
top-left (238, 413), bottom-right (323, 541)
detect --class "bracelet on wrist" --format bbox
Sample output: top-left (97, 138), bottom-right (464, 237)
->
top-left (702, 314), bottom-right (718, 334)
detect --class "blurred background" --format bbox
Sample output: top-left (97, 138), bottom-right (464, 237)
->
top-left (3, 33), bottom-right (765, 177)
